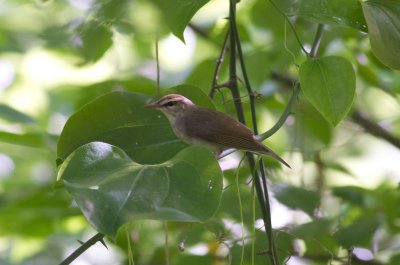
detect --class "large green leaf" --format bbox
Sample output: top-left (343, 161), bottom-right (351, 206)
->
top-left (57, 86), bottom-right (214, 165)
top-left (58, 142), bottom-right (222, 236)
top-left (299, 56), bottom-right (355, 126)
top-left (362, 0), bottom-right (400, 70)
top-left (150, 0), bottom-right (210, 41)
top-left (298, 0), bottom-right (367, 32)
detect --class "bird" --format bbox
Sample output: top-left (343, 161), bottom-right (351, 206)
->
top-left (146, 94), bottom-right (290, 168)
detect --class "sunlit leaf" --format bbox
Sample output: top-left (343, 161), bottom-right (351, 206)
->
top-left (58, 142), bottom-right (222, 235)
top-left (299, 56), bottom-right (355, 126)
top-left (362, 0), bottom-right (400, 70)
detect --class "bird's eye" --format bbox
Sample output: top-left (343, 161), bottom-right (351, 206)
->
top-left (164, 101), bottom-right (175, 107)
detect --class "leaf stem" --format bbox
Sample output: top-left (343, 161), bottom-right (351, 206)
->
top-left (259, 82), bottom-right (300, 141)
top-left (59, 233), bottom-right (105, 265)
top-left (309, 24), bottom-right (325, 58)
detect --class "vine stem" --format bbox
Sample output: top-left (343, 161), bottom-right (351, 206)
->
top-left (309, 24), bottom-right (324, 58)
top-left (59, 233), bottom-right (105, 265)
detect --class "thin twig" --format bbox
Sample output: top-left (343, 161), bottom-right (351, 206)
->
top-left (59, 233), bottom-right (105, 265)
top-left (155, 33), bottom-right (160, 95)
top-left (210, 29), bottom-right (230, 98)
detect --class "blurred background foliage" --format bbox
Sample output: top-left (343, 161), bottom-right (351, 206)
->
top-left (0, 0), bottom-right (400, 264)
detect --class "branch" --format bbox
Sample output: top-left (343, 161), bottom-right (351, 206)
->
top-left (60, 233), bottom-right (105, 265)
top-left (351, 110), bottom-right (400, 149)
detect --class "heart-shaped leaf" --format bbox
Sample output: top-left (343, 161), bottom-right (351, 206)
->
top-left (299, 56), bottom-right (355, 126)
top-left (58, 142), bottom-right (222, 236)
top-left (362, 0), bottom-right (400, 70)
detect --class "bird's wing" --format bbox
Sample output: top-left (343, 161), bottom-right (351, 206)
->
top-left (183, 107), bottom-right (291, 168)
top-left (183, 108), bottom-right (264, 151)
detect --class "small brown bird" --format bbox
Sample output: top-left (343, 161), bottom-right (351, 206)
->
top-left (146, 94), bottom-right (290, 168)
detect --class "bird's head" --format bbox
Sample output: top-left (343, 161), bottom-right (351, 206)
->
top-left (146, 94), bottom-right (195, 118)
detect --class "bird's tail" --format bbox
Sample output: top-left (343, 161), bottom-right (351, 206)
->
top-left (257, 143), bottom-right (291, 168)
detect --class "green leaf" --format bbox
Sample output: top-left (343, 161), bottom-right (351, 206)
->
top-left (298, 0), bottom-right (367, 32)
top-left (58, 142), bottom-right (222, 236)
top-left (362, 0), bottom-right (400, 70)
top-left (299, 56), bottom-right (355, 126)
top-left (333, 217), bottom-right (380, 248)
top-left (150, 0), bottom-right (210, 41)
top-left (273, 183), bottom-right (320, 216)
top-left (76, 21), bottom-right (113, 63)
top-left (0, 104), bottom-right (35, 124)
top-left (57, 86), bottom-right (214, 165)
